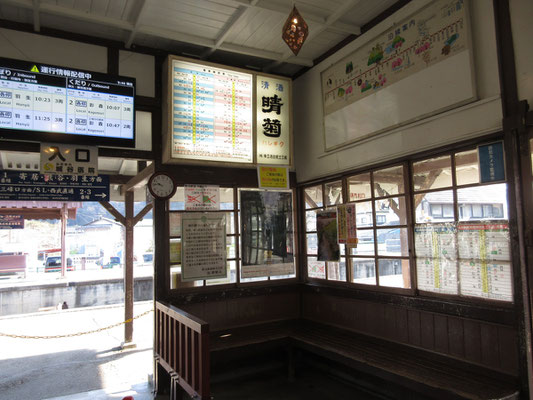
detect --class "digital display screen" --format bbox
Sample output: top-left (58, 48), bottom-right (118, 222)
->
top-left (0, 57), bottom-right (135, 148)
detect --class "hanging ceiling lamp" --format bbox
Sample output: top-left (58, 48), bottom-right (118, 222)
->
top-left (282, 6), bottom-right (309, 56)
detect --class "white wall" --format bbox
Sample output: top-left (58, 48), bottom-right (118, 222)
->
top-left (510, 0), bottom-right (533, 106)
top-left (294, 0), bottom-right (502, 183)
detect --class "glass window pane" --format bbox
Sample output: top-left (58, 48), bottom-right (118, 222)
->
top-left (169, 238), bottom-right (181, 264)
top-left (306, 210), bottom-right (317, 232)
top-left (220, 187), bottom-right (234, 210)
top-left (455, 149), bottom-right (479, 186)
top-left (206, 261), bottom-right (237, 286)
top-left (356, 201), bottom-right (373, 227)
top-left (351, 258), bottom-right (376, 285)
top-left (458, 184), bottom-right (508, 221)
top-left (170, 265), bottom-right (203, 289)
top-left (169, 187), bottom-right (185, 210)
top-left (225, 212), bottom-right (235, 234)
top-left (374, 165), bottom-right (404, 197)
top-left (377, 228), bottom-right (409, 257)
top-left (413, 156), bottom-right (452, 191)
top-left (306, 233), bottom-right (318, 254)
top-left (325, 181), bottom-right (343, 206)
top-left (350, 229), bottom-right (374, 255)
top-left (414, 190), bottom-right (454, 223)
top-left (375, 196), bottom-right (407, 225)
top-left (378, 259), bottom-right (410, 288)
top-left (327, 260), bottom-right (346, 281)
top-left (348, 173), bottom-right (371, 201)
top-left (308, 257), bottom-right (326, 279)
top-left (226, 236), bottom-right (236, 259)
top-left (169, 212), bottom-right (181, 237)
top-left (305, 185), bottom-right (323, 209)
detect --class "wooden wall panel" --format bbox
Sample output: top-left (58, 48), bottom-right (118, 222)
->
top-left (407, 310), bottom-right (421, 347)
top-left (420, 312), bottom-right (435, 351)
top-left (480, 324), bottom-right (500, 370)
top-left (433, 315), bottom-right (449, 354)
top-left (300, 292), bottom-right (518, 375)
top-left (498, 326), bottom-right (519, 375)
top-left (463, 320), bottom-right (482, 364)
top-left (448, 317), bottom-right (465, 358)
top-left (395, 307), bottom-right (409, 344)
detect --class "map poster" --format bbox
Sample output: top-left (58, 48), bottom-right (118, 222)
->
top-left (322, 0), bottom-right (470, 116)
top-left (181, 213), bottom-right (226, 281)
top-left (317, 210), bottom-right (340, 262)
top-left (170, 58), bottom-right (253, 163)
top-left (240, 190), bottom-right (295, 278)
top-left (184, 184), bottom-right (220, 211)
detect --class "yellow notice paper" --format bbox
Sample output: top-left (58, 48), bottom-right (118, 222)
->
top-left (257, 166), bottom-right (289, 189)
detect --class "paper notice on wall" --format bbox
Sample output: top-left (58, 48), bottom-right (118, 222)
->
top-left (337, 204), bottom-right (358, 245)
top-left (308, 260), bottom-right (326, 279)
top-left (414, 223), bottom-right (456, 258)
top-left (459, 260), bottom-right (513, 302)
top-left (416, 257), bottom-right (458, 295)
top-left (181, 213), bottom-right (227, 281)
top-left (458, 222), bottom-right (510, 261)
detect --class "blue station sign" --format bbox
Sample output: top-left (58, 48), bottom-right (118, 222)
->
top-left (0, 171), bottom-right (109, 201)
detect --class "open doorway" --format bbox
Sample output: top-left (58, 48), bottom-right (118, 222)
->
top-left (0, 200), bottom-right (154, 399)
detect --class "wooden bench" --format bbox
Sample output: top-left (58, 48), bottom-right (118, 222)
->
top-left (155, 302), bottom-right (520, 400)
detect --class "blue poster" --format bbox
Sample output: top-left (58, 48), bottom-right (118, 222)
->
top-left (478, 142), bottom-right (505, 183)
top-left (0, 171), bottom-right (109, 201)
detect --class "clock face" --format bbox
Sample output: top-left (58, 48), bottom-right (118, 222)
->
top-left (148, 173), bottom-right (176, 199)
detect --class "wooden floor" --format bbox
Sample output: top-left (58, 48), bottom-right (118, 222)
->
top-left (210, 367), bottom-right (389, 400)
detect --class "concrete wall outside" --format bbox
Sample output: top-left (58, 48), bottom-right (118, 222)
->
top-left (0, 276), bottom-right (153, 316)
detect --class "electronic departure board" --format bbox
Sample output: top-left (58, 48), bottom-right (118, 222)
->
top-left (0, 57), bottom-right (136, 148)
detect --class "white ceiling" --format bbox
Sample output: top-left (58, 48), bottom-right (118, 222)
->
top-left (0, 0), bottom-right (402, 179)
top-left (0, 0), bottom-right (399, 77)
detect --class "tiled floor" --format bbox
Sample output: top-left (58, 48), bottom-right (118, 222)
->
top-left (43, 382), bottom-right (154, 400)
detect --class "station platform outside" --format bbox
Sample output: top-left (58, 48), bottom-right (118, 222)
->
top-left (0, 301), bottom-right (154, 400)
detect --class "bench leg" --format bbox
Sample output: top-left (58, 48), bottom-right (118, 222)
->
top-left (287, 345), bottom-right (295, 383)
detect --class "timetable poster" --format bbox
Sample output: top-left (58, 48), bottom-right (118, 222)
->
top-left (414, 223), bottom-right (457, 294)
top-left (181, 213), bottom-right (227, 281)
top-left (171, 59), bottom-right (253, 163)
top-left (0, 57), bottom-right (134, 140)
top-left (457, 222), bottom-right (513, 301)
top-left (459, 260), bottom-right (513, 301)
top-left (417, 257), bottom-right (458, 295)
top-left (457, 222), bottom-right (510, 261)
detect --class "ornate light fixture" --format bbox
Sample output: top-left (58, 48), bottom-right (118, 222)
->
top-left (282, 6), bottom-right (309, 56)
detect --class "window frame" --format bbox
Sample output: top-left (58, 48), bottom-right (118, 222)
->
top-left (169, 185), bottom-right (298, 291)
top-left (300, 139), bottom-right (513, 304)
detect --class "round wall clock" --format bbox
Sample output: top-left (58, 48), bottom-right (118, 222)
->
top-left (148, 172), bottom-right (176, 200)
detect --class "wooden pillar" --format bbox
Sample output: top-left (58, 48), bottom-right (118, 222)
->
top-left (125, 191), bottom-right (134, 343)
top-left (60, 203), bottom-right (67, 278)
